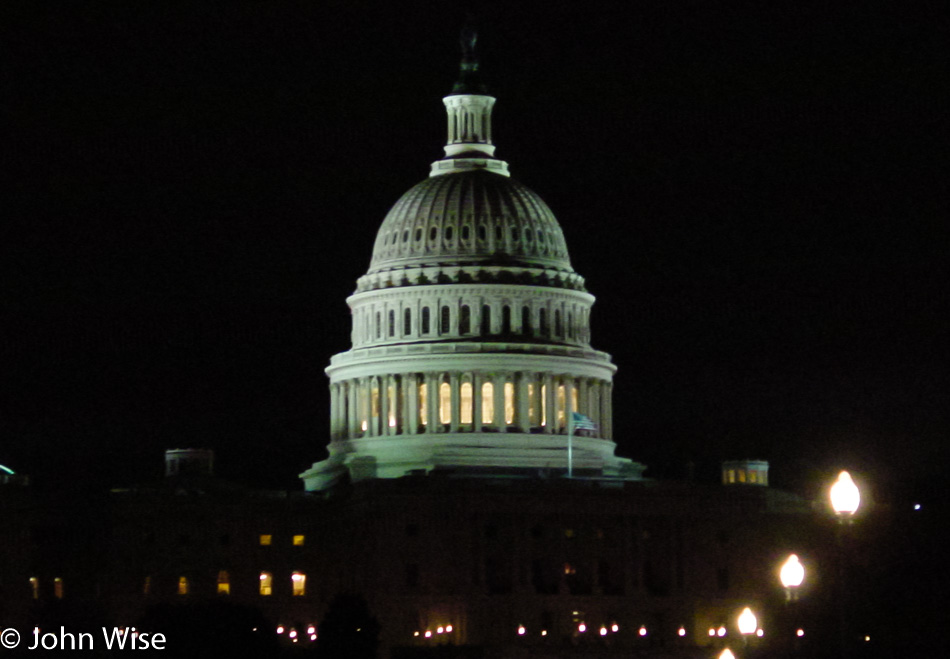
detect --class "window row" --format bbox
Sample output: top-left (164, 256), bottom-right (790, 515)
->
top-left (142, 571), bottom-right (308, 597)
top-left (29, 576), bottom-right (64, 600)
top-left (259, 534), bottom-right (305, 546)
top-left (354, 299), bottom-right (590, 346)
top-left (331, 374), bottom-right (612, 440)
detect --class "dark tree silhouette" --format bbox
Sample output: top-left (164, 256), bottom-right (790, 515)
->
top-left (316, 593), bottom-right (380, 659)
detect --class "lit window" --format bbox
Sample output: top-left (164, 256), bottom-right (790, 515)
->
top-left (259, 572), bottom-right (273, 596)
top-left (749, 470), bottom-right (758, 483)
top-left (54, 577), bottom-right (64, 599)
top-left (556, 385), bottom-right (566, 428)
top-left (217, 570), bottom-right (230, 595)
top-left (178, 577), bottom-right (189, 595)
top-left (143, 576), bottom-right (151, 595)
top-left (30, 577), bottom-right (39, 599)
top-left (571, 386), bottom-right (578, 415)
top-left (439, 382), bottom-right (451, 424)
top-left (291, 572), bottom-right (306, 596)
top-left (460, 382), bottom-right (473, 424)
top-left (541, 384), bottom-right (547, 426)
top-left (260, 534), bottom-right (272, 546)
top-left (371, 383), bottom-right (380, 421)
top-left (482, 382), bottom-right (494, 424)
top-left (388, 383), bottom-right (396, 427)
top-left (504, 381), bottom-right (515, 424)
top-left (738, 469), bottom-right (746, 483)
top-left (419, 382), bottom-right (427, 426)
top-left (727, 469), bottom-right (736, 484)
top-left (528, 383), bottom-right (537, 425)
top-left (293, 535), bottom-right (305, 546)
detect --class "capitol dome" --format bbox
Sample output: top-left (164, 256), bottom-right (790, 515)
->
top-left (300, 29), bottom-right (644, 492)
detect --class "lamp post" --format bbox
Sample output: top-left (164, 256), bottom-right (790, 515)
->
top-left (780, 554), bottom-right (805, 602)
top-left (830, 471), bottom-right (860, 659)
top-left (737, 607), bottom-right (757, 655)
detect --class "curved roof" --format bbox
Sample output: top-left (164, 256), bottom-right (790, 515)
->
top-left (367, 170), bottom-right (573, 274)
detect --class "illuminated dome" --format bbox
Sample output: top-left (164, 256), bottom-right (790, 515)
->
top-left (367, 171), bottom-right (574, 277)
top-left (300, 28), bottom-right (644, 491)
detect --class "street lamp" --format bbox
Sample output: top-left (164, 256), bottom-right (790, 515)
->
top-left (738, 607), bottom-right (757, 654)
top-left (780, 554), bottom-right (805, 602)
top-left (830, 471), bottom-right (860, 520)
top-left (719, 649), bottom-right (736, 659)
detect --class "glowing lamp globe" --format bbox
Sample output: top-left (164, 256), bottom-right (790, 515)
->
top-left (737, 608), bottom-right (757, 636)
top-left (830, 471), bottom-right (860, 516)
top-left (780, 554), bottom-right (805, 588)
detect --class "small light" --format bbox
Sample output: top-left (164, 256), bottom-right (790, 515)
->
top-left (276, 626), bottom-right (284, 634)
top-left (598, 626), bottom-right (607, 636)
top-left (541, 630), bottom-right (547, 636)
top-left (289, 630), bottom-right (297, 639)
top-left (424, 630), bottom-right (432, 638)
top-left (445, 625), bottom-right (452, 633)
top-left (717, 626), bottom-right (727, 637)
top-left (307, 626), bottom-right (315, 635)
top-left (611, 623), bottom-right (619, 633)
top-left (413, 631), bottom-right (420, 637)
top-left (719, 650), bottom-right (736, 659)
top-left (437, 627), bottom-right (444, 634)
top-left (517, 625), bottom-right (526, 636)
top-left (309, 634), bottom-right (317, 641)
top-left (678, 626), bottom-right (687, 637)
top-left (292, 638), bottom-right (298, 643)
top-left (796, 629), bottom-right (805, 637)
top-left (756, 629), bottom-right (764, 637)
top-left (578, 623), bottom-right (587, 633)
top-left (865, 636), bottom-right (871, 642)
top-left (639, 625), bottom-right (648, 637)
top-left (914, 503), bottom-right (921, 510)
top-left (252, 628), bottom-right (257, 632)
top-left (738, 608), bottom-right (757, 636)
top-left (708, 628), bottom-right (717, 637)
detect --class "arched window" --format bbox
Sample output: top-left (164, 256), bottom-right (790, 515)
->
top-left (388, 310), bottom-right (395, 337)
top-left (481, 382), bottom-right (494, 424)
top-left (460, 381), bottom-right (473, 425)
top-left (421, 307), bottom-right (431, 334)
top-left (291, 572), bottom-right (306, 597)
top-left (504, 381), bottom-right (515, 425)
top-left (217, 571), bottom-right (230, 595)
top-left (522, 306), bottom-right (531, 335)
top-left (554, 309), bottom-right (562, 337)
top-left (567, 311), bottom-right (574, 338)
top-left (404, 308), bottom-right (412, 335)
top-left (441, 306), bottom-right (451, 334)
top-left (459, 305), bottom-right (471, 335)
top-left (375, 311), bottom-right (381, 339)
top-left (502, 306), bottom-right (512, 334)
top-left (53, 577), bottom-right (64, 599)
top-left (481, 305), bottom-right (492, 335)
top-left (540, 309), bottom-right (548, 336)
top-left (439, 381), bottom-right (452, 425)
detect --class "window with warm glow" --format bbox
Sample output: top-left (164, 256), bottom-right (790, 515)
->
top-left (749, 470), bottom-right (758, 483)
top-left (217, 570), bottom-right (230, 595)
top-left (439, 382), bottom-right (451, 424)
top-left (482, 382), bottom-right (494, 424)
top-left (528, 383), bottom-right (537, 425)
top-left (504, 381), bottom-right (515, 424)
top-left (418, 382), bottom-right (427, 426)
top-left (143, 576), bottom-right (151, 595)
top-left (178, 577), bottom-right (189, 595)
top-left (556, 385), bottom-right (566, 428)
top-left (30, 577), bottom-right (39, 599)
top-left (291, 572), bottom-right (306, 596)
top-left (259, 572), bottom-right (273, 596)
top-left (460, 382), bottom-right (473, 424)
top-left (387, 384), bottom-right (396, 427)
top-left (738, 469), bottom-right (746, 483)
top-left (260, 534), bottom-right (272, 546)
top-left (293, 535), bottom-right (305, 546)
top-left (54, 577), bottom-right (64, 599)
top-left (571, 385), bottom-right (578, 415)
top-left (359, 382), bottom-right (368, 432)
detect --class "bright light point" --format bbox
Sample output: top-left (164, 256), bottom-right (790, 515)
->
top-left (639, 625), bottom-right (648, 637)
top-left (611, 623), bottom-right (619, 633)
top-left (517, 626), bottom-right (525, 636)
top-left (719, 650), bottom-right (736, 659)
top-left (738, 608), bottom-right (757, 635)
top-left (260, 574), bottom-right (267, 580)
top-left (445, 625), bottom-right (452, 633)
top-left (600, 627), bottom-right (607, 636)
top-left (413, 632), bottom-right (419, 637)
top-left (756, 629), bottom-right (764, 637)
top-left (307, 626), bottom-right (315, 635)
top-left (678, 626), bottom-right (687, 637)
top-left (310, 634), bottom-right (317, 641)
top-left (830, 470), bottom-right (861, 515)
top-left (292, 638), bottom-right (297, 643)
top-left (797, 629), bottom-right (805, 637)
top-left (717, 626), bottom-right (727, 637)
top-left (437, 627), bottom-right (444, 634)
top-left (708, 628), bottom-right (716, 637)
top-left (578, 623), bottom-right (587, 633)
top-left (424, 631), bottom-right (432, 638)
top-left (541, 630), bottom-right (547, 636)
top-left (780, 554), bottom-right (805, 588)
top-left (865, 636), bottom-right (870, 642)
top-left (276, 626), bottom-right (284, 634)
top-left (914, 503), bottom-right (921, 510)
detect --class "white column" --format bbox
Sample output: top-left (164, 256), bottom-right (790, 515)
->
top-left (493, 374), bottom-right (506, 432)
top-left (544, 373), bottom-right (556, 434)
top-left (472, 372), bottom-right (483, 430)
top-left (426, 373), bottom-right (439, 431)
top-left (407, 374), bottom-right (419, 435)
top-left (516, 372), bottom-right (530, 433)
top-left (449, 373), bottom-right (461, 433)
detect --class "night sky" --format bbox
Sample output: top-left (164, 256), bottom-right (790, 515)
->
top-left (3, 2), bottom-right (946, 498)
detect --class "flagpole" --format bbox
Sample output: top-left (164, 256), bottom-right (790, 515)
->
top-left (567, 414), bottom-right (574, 479)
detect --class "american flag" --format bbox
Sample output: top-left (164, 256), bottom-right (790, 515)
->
top-left (571, 412), bottom-right (597, 431)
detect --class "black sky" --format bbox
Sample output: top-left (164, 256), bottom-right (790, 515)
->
top-left (2, 1), bottom-right (946, 497)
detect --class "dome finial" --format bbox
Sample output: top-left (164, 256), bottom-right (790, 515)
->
top-left (452, 17), bottom-right (488, 95)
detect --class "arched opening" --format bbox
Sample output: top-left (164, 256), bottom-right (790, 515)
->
top-left (502, 306), bottom-right (512, 334)
top-left (459, 305), bottom-right (471, 335)
top-left (460, 381), bottom-right (473, 426)
top-left (441, 306), bottom-right (451, 334)
top-left (481, 381), bottom-right (494, 425)
top-left (522, 306), bottom-right (531, 335)
top-left (439, 381), bottom-right (452, 425)
top-left (421, 307), bottom-right (431, 334)
top-left (481, 305), bottom-right (492, 335)
top-left (404, 308), bottom-right (412, 335)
